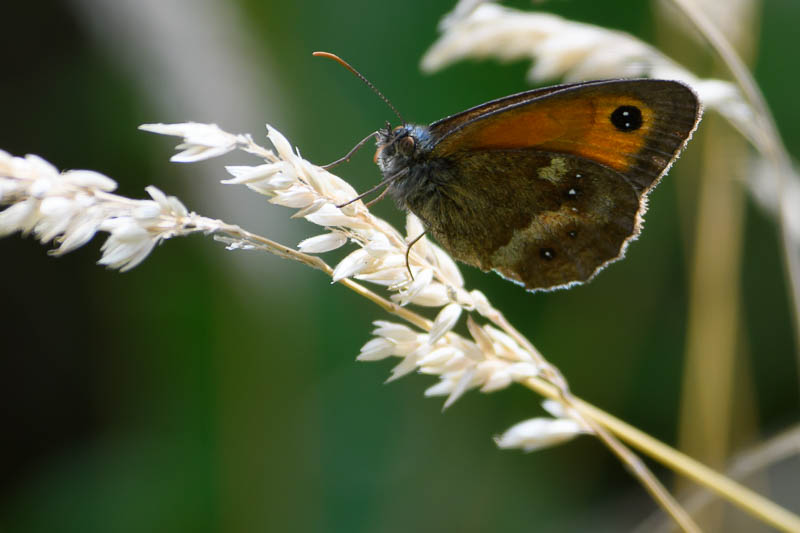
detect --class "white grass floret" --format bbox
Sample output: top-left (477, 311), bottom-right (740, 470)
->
top-left (332, 248), bottom-right (372, 282)
top-left (223, 163), bottom-right (288, 184)
top-left (140, 122), bottom-right (245, 162)
top-left (357, 337), bottom-right (396, 362)
top-left (495, 417), bottom-right (587, 452)
top-left (372, 321), bottom-right (419, 343)
top-left (387, 352), bottom-right (421, 382)
top-left (0, 152), bottom-right (224, 271)
top-left (444, 367), bottom-right (478, 408)
top-left (428, 303), bottom-right (464, 344)
top-left (396, 281), bottom-right (450, 307)
top-left (297, 232), bottom-right (348, 254)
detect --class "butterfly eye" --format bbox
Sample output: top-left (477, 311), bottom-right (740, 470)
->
top-left (399, 135), bottom-right (416, 154)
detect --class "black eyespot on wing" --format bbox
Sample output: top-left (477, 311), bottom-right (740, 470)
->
top-left (610, 105), bottom-right (643, 132)
top-left (540, 247), bottom-right (555, 260)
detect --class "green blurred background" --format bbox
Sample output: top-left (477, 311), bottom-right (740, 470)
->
top-left (0, 1), bottom-right (797, 531)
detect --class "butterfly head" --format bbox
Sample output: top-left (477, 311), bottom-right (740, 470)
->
top-left (374, 123), bottom-right (431, 176)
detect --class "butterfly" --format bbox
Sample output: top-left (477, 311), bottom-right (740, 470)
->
top-left (316, 53), bottom-right (702, 291)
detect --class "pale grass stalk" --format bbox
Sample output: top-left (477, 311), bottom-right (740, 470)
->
top-left (3, 122), bottom-right (799, 531)
top-left (525, 377), bottom-right (800, 533)
top-left (219, 229), bottom-right (434, 332)
top-left (668, 2), bottom-right (754, 530)
top-left (667, 0), bottom-right (800, 385)
top-left (636, 424), bottom-right (800, 532)
top-left (220, 223), bottom-right (787, 533)
top-left (678, 116), bottom-right (748, 528)
top-left (0, 137), bottom-right (689, 532)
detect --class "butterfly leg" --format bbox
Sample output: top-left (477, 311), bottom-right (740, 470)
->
top-left (321, 131), bottom-right (379, 170)
top-left (404, 231), bottom-right (427, 281)
top-left (365, 185), bottom-right (391, 208)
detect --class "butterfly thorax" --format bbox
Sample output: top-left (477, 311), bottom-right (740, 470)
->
top-left (375, 124), bottom-right (453, 210)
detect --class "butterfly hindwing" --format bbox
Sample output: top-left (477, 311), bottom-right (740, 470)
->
top-left (404, 150), bottom-right (642, 290)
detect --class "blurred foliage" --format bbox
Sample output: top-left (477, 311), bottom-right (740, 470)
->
top-left (0, 1), bottom-right (797, 532)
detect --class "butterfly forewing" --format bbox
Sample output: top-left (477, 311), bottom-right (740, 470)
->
top-left (430, 79), bottom-right (701, 193)
top-left (428, 81), bottom-right (590, 138)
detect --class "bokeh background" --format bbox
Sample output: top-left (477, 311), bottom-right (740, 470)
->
top-left (0, 0), bottom-right (798, 531)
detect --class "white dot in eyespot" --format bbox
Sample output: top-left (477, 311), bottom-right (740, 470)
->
top-left (625, 122), bottom-right (631, 128)
top-left (622, 111), bottom-right (630, 116)
top-left (575, 173), bottom-right (582, 179)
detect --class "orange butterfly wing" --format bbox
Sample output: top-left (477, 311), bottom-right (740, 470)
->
top-left (430, 79), bottom-right (701, 193)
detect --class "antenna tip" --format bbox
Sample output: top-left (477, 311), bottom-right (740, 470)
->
top-left (312, 51), bottom-right (405, 123)
top-left (312, 51), bottom-right (337, 60)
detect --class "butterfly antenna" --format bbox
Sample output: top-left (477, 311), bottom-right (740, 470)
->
top-left (313, 51), bottom-right (405, 124)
